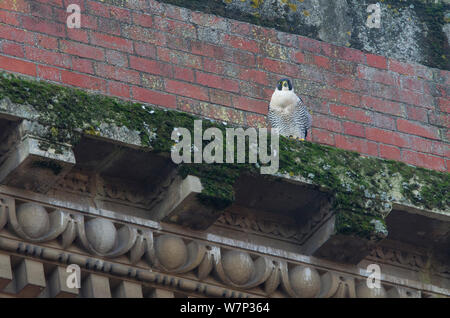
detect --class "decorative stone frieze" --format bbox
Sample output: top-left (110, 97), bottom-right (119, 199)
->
top-left (0, 194), bottom-right (447, 298)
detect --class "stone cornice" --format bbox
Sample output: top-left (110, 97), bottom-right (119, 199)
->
top-left (0, 73), bottom-right (449, 268)
top-left (0, 190), bottom-right (448, 298)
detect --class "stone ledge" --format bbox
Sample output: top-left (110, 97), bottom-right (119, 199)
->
top-left (0, 74), bottom-right (448, 264)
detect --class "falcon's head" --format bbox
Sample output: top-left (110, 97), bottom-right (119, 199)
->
top-left (276, 78), bottom-right (293, 92)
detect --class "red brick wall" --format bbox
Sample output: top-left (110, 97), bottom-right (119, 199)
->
top-left (0, 0), bottom-right (448, 172)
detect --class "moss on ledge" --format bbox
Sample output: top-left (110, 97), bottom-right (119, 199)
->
top-left (0, 73), bottom-right (448, 239)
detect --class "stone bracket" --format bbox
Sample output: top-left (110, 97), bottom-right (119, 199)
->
top-left (302, 213), bottom-right (385, 264)
top-left (0, 134), bottom-right (75, 193)
top-left (3, 258), bottom-right (46, 297)
top-left (149, 175), bottom-right (224, 231)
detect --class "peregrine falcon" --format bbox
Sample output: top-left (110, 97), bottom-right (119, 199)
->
top-left (268, 78), bottom-right (312, 141)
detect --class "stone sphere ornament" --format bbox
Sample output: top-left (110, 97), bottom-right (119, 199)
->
top-left (85, 218), bottom-right (117, 254)
top-left (289, 265), bottom-right (321, 298)
top-left (155, 235), bottom-right (188, 270)
top-left (356, 281), bottom-right (387, 298)
top-left (16, 202), bottom-right (50, 238)
top-left (222, 250), bottom-right (254, 285)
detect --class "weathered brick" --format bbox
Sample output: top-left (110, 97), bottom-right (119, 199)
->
top-left (66, 29), bottom-right (89, 43)
top-left (134, 42), bottom-right (157, 58)
top-left (90, 32), bottom-right (133, 53)
top-left (232, 50), bottom-right (256, 67)
top-left (400, 76), bottom-right (423, 92)
top-left (129, 56), bottom-right (172, 77)
top-left (245, 113), bottom-right (267, 128)
top-left (108, 81), bottom-right (130, 98)
top-left (60, 40), bottom-right (105, 61)
top-left (165, 79), bottom-right (209, 101)
top-left (0, 10), bottom-right (20, 26)
top-left (36, 34), bottom-right (58, 50)
top-left (239, 81), bottom-right (269, 100)
top-left (335, 46), bottom-right (365, 64)
top-left (0, 0), bottom-right (29, 13)
top-left (38, 64), bottom-right (60, 81)
top-left (437, 97), bottom-right (450, 113)
top-left (366, 127), bottom-right (409, 148)
top-left (196, 72), bottom-right (240, 93)
top-left (157, 47), bottom-right (202, 69)
top-left (22, 16), bottom-right (65, 37)
top-left (96, 17), bottom-right (121, 36)
top-left (132, 86), bottom-right (176, 108)
top-left (431, 141), bottom-right (450, 158)
top-left (333, 60), bottom-right (357, 76)
top-left (35, 0), bottom-right (63, 7)
top-left (29, 1), bottom-right (53, 19)
top-left (361, 96), bottom-right (404, 117)
top-left (261, 58), bottom-right (300, 78)
top-left (72, 57), bottom-right (94, 74)
top-left (335, 135), bottom-right (378, 157)
top-left (379, 144), bottom-right (401, 161)
top-left (95, 63), bottom-right (140, 85)
top-left (209, 89), bottom-right (232, 107)
top-left (203, 58), bottom-right (239, 78)
top-left (313, 55), bottom-right (331, 70)
top-left (223, 34), bottom-right (259, 54)
top-left (61, 70), bottom-right (106, 92)
top-left (105, 50), bottom-right (128, 67)
top-left (406, 106), bottom-right (428, 122)
top-left (154, 16), bottom-right (197, 39)
top-left (366, 54), bottom-right (387, 69)
top-left (232, 96), bottom-right (267, 114)
top-left (342, 121), bottom-right (365, 137)
top-left (402, 150), bottom-right (445, 171)
top-left (339, 91), bottom-right (361, 107)
top-left (311, 128), bottom-right (335, 146)
top-left (109, 6), bottom-right (131, 23)
top-left (407, 135), bottom-right (433, 154)
top-left (86, 0), bottom-right (109, 17)
top-left (0, 25), bottom-right (34, 45)
top-left (297, 36), bottom-right (323, 54)
top-left (330, 104), bottom-right (371, 123)
top-left (389, 59), bottom-right (414, 76)
top-left (319, 88), bottom-right (340, 103)
top-left (239, 69), bottom-right (268, 86)
top-left (25, 47), bottom-right (71, 68)
top-left (173, 66), bottom-right (195, 82)
top-left (191, 11), bottom-right (228, 30)
top-left (122, 25), bottom-right (166, 47)
top-left (0, 55), bottom-right (36, 76)
top-left (132, 12), bottom-right (153, 28)
top-left (372, 113), bottom-right (396, 130)
top-left (397, 119), bottom-right (439, 140)
top-left (1, 42), bottom-right (24, 58)
top-left (313, 114), bottom-right (342, 133)
top-left (358, 65), bottom-right (398, 86)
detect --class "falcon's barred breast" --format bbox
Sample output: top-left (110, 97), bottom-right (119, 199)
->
top-left (268, 79), bottom-right (312, 140)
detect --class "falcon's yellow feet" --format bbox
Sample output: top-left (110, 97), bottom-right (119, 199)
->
top-left (288, 136), bottom-right (305, 141)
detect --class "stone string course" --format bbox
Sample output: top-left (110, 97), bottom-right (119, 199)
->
top-left (0, 195), bottom-right (447, 298)
top-left (0, 0), bottom-right (448, 171)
